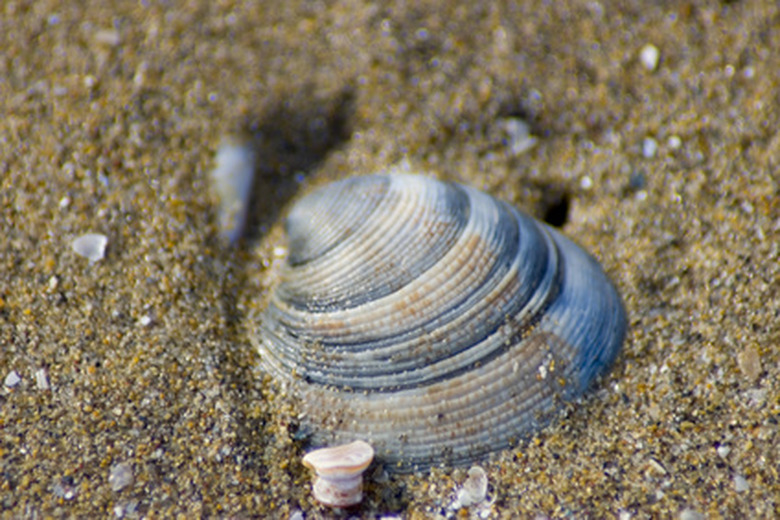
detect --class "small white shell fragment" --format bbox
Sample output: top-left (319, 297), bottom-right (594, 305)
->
top-left (35, 368), bottom-right (50, 390)
top-left (679, 508), bottom-right (706, 520)
top-left (302, 440), bottom-right (374, 507)
top-left (71, 233), bottom-right (108, 263)
top-left (642, 137), bottom-right (658, 159)
top-left (94, 28), bottom-right (121, 47)
top-left (498, 117), bottom-right (537, 155)
top-left (667, 135), bottom-right (682, 149)
top-left (109, 462), bottom-right (134, 492)
top-left (580, 175), bottom-right (593, 189)
top-left (4, 370), bottom-right (21, 388)
top-left (138, 315), bottom-right (153, 327)
top-left (210, 136), bottom-right (256, 244)
top-left (639, 44), bottom-right (660, 71)
top-left (737, 345), bottom-right (762, 383)
top-left (734, 474), bottom-right (749, 492)
top-left (457, 466), bottom-right (489, 507)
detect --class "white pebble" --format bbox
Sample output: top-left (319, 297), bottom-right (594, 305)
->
top-left (71, 233), bottom-right (108, 263)
top-left (642, 137), bottom-right (658, 159)
top-left (639, 44), bottom-right (660, 71)
top-left (4, 370), bottom-right (21, 388)
top-left (35, 368), bottom-right (50, 390)
top-left (109, 462), bottom-right (134, 492)
top-left (210, 136), bottom-right (256, 244)
top-left (94, 29), bottom-right (121, 47)
top-left (138, 315), bottom-right (153, 327)
top-left (679, 509), bottom-right (705, 520)
top-left (667, 135), bottom-right (682, 149)
top-left (580, 176), bottom-right (593, 190)
top-left (734, 474), bottom-right (749, 492)
top-left (457, 466), bottom-right (489, 507)
top-left (716, 445), bottom-right (731, 459)
top-left (498, 117), bottom-right (537, 155)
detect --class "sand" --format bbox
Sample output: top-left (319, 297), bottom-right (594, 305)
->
top-left (1, 0), bottom-right (777, 518)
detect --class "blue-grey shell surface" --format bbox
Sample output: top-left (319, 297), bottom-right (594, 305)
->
top-left (254, 170), bottom-right (626, 472)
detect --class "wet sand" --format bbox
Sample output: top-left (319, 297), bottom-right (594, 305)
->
top-left (1, 1), bottom-right (777, 518)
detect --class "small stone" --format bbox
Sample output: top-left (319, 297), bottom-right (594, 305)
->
top-left (210, 136), bottom-right (256, 244)
top-left (498, 117), bottom-right (537, 155)
top-left (138, 315), bottom-right (153, 327)
top-left (647, 458), bottom-right (667, 476)
top-left (109, 462), bottom-right (134, 492)
top-left (639, 44), bottom-right (660, 71)
top-left (53, 477), bottom-right (78, 500)
top-left (679, 509), bottom-right (705, 520)
top-left (642, 137), bottom-right (658, 159)
top-left (734, 474), bottom-right (749, 492)
top-left (580, 176), bottom-right (593, 190)
top-left (4, 370), bottom-right (21, 388)
top-left (737, 345), bottom-right (762, 383)
top-left (457, 466), bottom-right (489, 507)
top-left (667, 135), bottom-right (682, 149)
top-left (717, 445), bottom-right (731, 459)
top-left (71, 233), bottom-right (108, 263)
top-left (94, 29), bottom-right (121, 47)
top-left (35, 368), bottom-right (50, 390)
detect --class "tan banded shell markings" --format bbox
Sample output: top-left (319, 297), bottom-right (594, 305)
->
top-left (254, 171), bottom-right (627, 472)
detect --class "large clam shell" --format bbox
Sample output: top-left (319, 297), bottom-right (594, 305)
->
top-left (254, 170), bottom-right (626, 472)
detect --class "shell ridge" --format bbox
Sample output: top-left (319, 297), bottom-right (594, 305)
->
top-left (264, 186), bottom-right (564, 390)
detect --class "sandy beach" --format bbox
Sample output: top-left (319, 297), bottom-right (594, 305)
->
top-left (1, 1), bottom-right (777, 518)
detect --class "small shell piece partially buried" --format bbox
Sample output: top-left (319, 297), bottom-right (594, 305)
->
top-left (210, 136), bottom-right (256, 244)
top-left (302, 440), bottom-right (374, 508)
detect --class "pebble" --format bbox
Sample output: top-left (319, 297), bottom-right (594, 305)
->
top-left (71, 233), bottom-right (108, 263)
top-left (639, 44), bottom-right (660, 71)
top-left (642, 137), bottom-right (658, 159)
top-left (716, 445), bottom-right (731, 459)
top-left (667, 135), bottom-right (682, 149)
top-left (580, 175), bottom-right (593, 190)
top-left (109, 462), bottom-right (134, 492)
top-left (210, 136), bottom-right (256, 244)
top-left (138, 315), bottom-right (153, 327)
top-left (733, 474), bottom-right (749, 492)
top-left (94, 29), bottom-right (121, 47)
top-left (737, 345), bottom-right (762, 383)
top-left (679, 509), bottom-right (705, 520)
top-left (4, 370), bottom-right (21, 388)
top-left (34, 368), bottom-right (50, 390)
top-left (498, 117), bottom-right (537, 155)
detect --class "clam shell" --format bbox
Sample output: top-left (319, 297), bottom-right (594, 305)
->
top-left (254, 171), bottom-right (626, 472)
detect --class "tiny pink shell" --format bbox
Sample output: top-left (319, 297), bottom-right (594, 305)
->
top-left (302, 440), bottom-right (374, 507)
